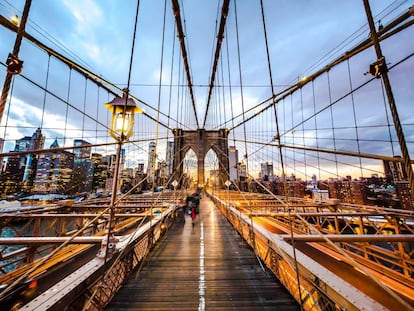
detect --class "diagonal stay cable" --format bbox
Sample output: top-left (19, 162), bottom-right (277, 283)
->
top-left (223, 7), bottom-right (414, 131)
top-left (0, 15), bottom-right (185, 132)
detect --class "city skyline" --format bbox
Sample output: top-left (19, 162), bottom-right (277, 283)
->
top-left (0, 1), bottom-right (413, 183)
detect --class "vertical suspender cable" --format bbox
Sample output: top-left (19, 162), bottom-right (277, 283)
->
top-left (63, 68), bottom-right (72, 147)
top-left (81, 78), bottom-right (88, 140)
top-left (312, 81), bottom-right (321, 181)
top-left (259, 1), bottom-right (303, 308)
top-left (233, 1), bottom-right (249, 174)
top-left (346, 59), bottom-right (364, 178)
top-left (291, 95), bottom-right (295, 174)
top-left (2, 77), bottom-right (14, 146)
top-left (379, 76), bottom-right (396, 156)
top-left (220, 57), bottom-right (227, 128)
top-left (202, 0), bottom-right (230, 128)
top-left (102, 0), bottom-right (141, 264)
top-left (225, 29), bottom-right (238, 182)
top-left (327, 71), bottom-right (339, 177)
top-left (171, 0), bottom-right (199, 128)
top-left (176, 51), bottom-right (182, 127)
top-left (95, 86), bottom-right (100, 147)
top-left (151, 0), bottom-right (168, 195)
top-left (300, 87), bottom-right (307, 180)
top-left (166, 24), bottom-right (176, 178)
top-left (166, 26), bottom-right (176, 140)
top-left (40, 54), bottom-right (51, 129)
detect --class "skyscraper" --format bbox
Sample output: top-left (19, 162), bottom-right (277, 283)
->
top-left (20, 128), bottom-right (45, 191)
top-left (228, 146), bottom-right (238, 182)
top-left (147, 141), bottom-right (156, 178)
top-left (166, 141), bottom-right (174, 176)
top-left (34, 139), bottom-right (74, 193)
top-left (73, 139), bottom-right (92, 159)
top-left (383, 156), bottom-right (407, 184)
top-left (260, 162), bottom-right (273, 180)
top-left (72, 139), bottom-right (93, 193)
top-left (91, 153), bottom-right (108, 192)
top-left (238, 161), bottom-right (247, 179)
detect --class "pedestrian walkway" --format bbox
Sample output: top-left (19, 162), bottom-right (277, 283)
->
top-left (105, 196), bottom-right (299, 310)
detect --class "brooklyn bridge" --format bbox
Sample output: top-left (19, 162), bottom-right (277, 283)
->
top-left (0, 0), bottom-right (414, 310)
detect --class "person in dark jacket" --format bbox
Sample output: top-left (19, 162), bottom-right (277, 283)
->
top-left (190, 202), bottom-right (196, 226)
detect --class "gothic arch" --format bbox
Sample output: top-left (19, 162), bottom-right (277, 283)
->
top-left (173, 128), bottom-right (229, 187)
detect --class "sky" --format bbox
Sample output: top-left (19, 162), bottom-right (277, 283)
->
top-left (0, 0), bottom-right (413, 180)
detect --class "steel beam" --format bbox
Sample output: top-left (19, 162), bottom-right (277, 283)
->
top-left (280, 234), bottom-right (414, 243)
top-left (0, 237), bottom-right (103, 245)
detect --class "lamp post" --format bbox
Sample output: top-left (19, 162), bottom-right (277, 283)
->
top-left (98, 89), bottom-right (141, 259)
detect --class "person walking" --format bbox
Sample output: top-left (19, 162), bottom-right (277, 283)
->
top-left (190, 202), bottom-right (196, 226)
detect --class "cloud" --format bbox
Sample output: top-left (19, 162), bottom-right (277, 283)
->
top-left (61, 0), bottom-right (103, 29)
top-left (59, 0), bottom-right (104, 66)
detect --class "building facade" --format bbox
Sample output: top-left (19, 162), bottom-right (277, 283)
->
top-left (147, 141), bottom-right (156, 179)
top-left (166, 141), bottom-right (174, 176)
top-left (228, 146), bottom-right (238, 182)
top-left (260, 162), bottom-right (273, 181)
top-left (34, 139), bottom-right (74, 193)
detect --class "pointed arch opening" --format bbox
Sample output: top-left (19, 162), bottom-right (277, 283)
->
top-left (182, 148), bottom-right (197, 188)
top-left (204, 148), bottom-right (219, 187)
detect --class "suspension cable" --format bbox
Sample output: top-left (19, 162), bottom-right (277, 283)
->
top-left (224, 26), bottom-right (238, 182)
top-left (63, 68), bottom-right (72, 147)
top-left (166, 24), bottom-right (176, 142)
top-left (81, 77), bottom-right (88, 141)
top-left (312, 81), bottom-right (321, 181)
top-left (151, 0), bottom-right (168, 195)
top-left (39, 54), bottom-right (51, 129)
top-left (202, 0), bottom-right (230, 128)
top-left (171, 0), bottom-right (199, 128)
top-left (346, 59), bottom-right (364, 178)
top-left (233, 0), bottom-right (249, 174)
top-left (326, 71), bottom-right (339, 178)
top-left (258, 1), bottom-right (303, 307)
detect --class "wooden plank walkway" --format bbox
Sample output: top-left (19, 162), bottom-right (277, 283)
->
top-left (105, 196), bottom-right (299, 310)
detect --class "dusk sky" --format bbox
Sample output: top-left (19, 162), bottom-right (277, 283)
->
top-left (0, 0), bottom-right (413, 180)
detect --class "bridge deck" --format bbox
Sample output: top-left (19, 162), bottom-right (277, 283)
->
top-left (105, 196), bottom-right (299, 310)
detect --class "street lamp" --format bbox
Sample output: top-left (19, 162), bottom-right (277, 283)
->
top-left (98, 89), bottom-right (142, 259)
top-left (104, 91), bottom-right (142, 142)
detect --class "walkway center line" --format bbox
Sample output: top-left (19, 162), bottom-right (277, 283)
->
top-left (198, 221), bottom-right (205, 311)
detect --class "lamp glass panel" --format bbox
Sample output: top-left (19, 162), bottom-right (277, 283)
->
top-left (114, 112), bottom-right (133, 134)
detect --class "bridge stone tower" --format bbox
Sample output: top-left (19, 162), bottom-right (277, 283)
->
top-left (173, 128), bottom-right (229, 188)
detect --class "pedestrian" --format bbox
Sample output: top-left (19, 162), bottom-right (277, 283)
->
top-left (191, 202), bottom-right (196, 226)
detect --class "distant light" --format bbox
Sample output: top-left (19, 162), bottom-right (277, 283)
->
top-left (11, 15), bottom-right (19, 26)
top-left (300, 75), bottom-right (307, 82)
